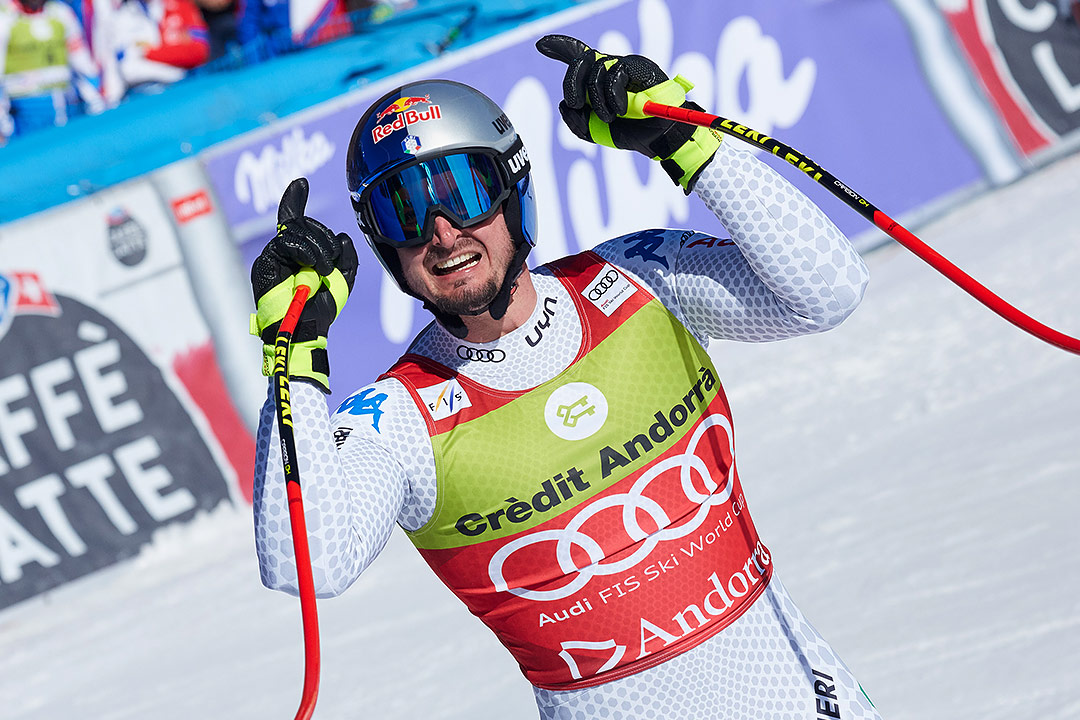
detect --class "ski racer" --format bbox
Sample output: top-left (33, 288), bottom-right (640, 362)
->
top-left (250, 33), bottom-right (883, 719)
top-left (0, 0), bottom-right (104, 140)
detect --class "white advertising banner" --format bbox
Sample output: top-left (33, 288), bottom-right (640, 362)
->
top-left (0, 178), bottom-right (254, 610)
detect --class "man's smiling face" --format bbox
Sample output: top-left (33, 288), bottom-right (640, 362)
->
top-left (396, 209), bottom-right (515, 317)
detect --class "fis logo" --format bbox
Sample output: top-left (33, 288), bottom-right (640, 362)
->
top-left (372, 96), bottom-right (442, 144)
top-left (0, 272), bottom-right (61, 344)
top-left (402, 134), bottom-right (422, 155)
top-left (417, 378), bottom-right (472, 421)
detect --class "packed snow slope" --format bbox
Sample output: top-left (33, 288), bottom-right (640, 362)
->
top-left (1, 151), bottom-right (1078, 720)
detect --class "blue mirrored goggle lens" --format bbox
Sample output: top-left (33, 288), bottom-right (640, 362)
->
top-left (368, 153), bottom-right (503, 246)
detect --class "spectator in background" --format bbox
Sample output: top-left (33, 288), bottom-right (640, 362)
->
top-left (235, 0), bottom-right (347, 60)
top-left (1060, 0), bottom-right (1080, 25)
top-left (192, 0), bottom-right (235, 60)
top-left (234, 0), bottom-right (289, 59)
top-left (366, 0), bottom-right (412, 24)
top-left (0, 0), bottom-right (105, 143)
top-left (94, 0), bottom-right (209, 104)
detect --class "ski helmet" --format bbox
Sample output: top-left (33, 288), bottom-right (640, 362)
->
top-left (345, 79), bottom-right (537, 336)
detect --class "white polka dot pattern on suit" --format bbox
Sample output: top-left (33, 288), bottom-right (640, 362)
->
top-left (251, 145), bottom-right (878, 717)
top-left (408, 271), bottom-right (582, 392)
top-left (533, 578), bottom-right (881, 720)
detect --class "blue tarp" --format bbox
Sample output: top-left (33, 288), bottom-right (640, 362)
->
top-left (0, 0), bottom-right (583, 223)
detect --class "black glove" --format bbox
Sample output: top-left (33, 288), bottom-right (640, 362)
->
top-left (535, 34), bottom-right (721, 191)
top-left (250, 178), bottom-right (358, 393)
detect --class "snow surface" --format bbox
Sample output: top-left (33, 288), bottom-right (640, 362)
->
top-left (2, 151), bottom-right (1078, 720)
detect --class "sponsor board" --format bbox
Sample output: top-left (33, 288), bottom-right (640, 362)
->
top-left (202, 0), bottom-right (989, 411)
top-left (170, 190), bottom-right (214, 224)
top-left (0, 180), bottom-right (254, 609)
top-left (937, 0), bottom-right (1080, 153)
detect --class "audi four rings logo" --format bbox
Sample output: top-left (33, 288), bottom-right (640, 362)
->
top-left (457, 346), bottom-right (506, 362)
top-left (587, 270), bottom-right (620, 301)
top-left (488, 413), bottom-right (737, 602)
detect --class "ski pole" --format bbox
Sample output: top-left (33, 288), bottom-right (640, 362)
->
top-left (425, 3), bottom-right (478, 56)
top-left (271, 270), bottom-right (322, 720)
top-left (642, 101), bottom-right (1080, 357)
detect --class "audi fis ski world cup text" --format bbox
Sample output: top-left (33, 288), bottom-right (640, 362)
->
top-left (539, 541), bottom-right (772, 680)
top-left (582, 264), bottom-right (635, 316)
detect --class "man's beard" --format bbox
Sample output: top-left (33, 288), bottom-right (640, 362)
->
top-left (429, 277), bottom-right (501, 316)
top-left (413, 238), bottom-right (511, 317)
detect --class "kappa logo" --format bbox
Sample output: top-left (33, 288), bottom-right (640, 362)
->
top-left (417, 378), bottom-right (472, 421)
top-left (544, 382), bottom-right (608, 441)
top-left (622, 230), bottom-right (670, 269)
top-left (337, 388), bottom-right (389, 432)
top-left (582, 264), bottom-right (635, 317)
top-left (333, 426), bottom-right (353, 448)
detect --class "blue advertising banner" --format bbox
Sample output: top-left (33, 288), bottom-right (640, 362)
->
top-left (203, 0), bottom-right (986, 409)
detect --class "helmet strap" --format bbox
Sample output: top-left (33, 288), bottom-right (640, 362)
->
top-left (484, 186), bottom-right (532, 321)
top-left (425, 302), bottom-right (470, 338)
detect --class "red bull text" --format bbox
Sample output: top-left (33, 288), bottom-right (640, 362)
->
top-left (372, 96), bottom-right (442, 143)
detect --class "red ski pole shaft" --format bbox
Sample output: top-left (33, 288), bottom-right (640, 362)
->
top-left (271, 271), bottom-right (322, 720)
top-left (642, 100), bottom-right (1080, 356)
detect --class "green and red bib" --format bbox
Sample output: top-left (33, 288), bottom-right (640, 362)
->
top-left (384, 252), bottom-right (772, 690)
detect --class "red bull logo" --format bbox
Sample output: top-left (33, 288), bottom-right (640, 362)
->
top-left (372, 95), bottom-right (442, 143)
top-left (376, 95), bottom-right (431, 121)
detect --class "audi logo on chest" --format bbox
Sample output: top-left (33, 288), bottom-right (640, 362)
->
top-left (582, 263), bottom-right (636, 317)
top-left (457, 346), bottom-right (506, 362)
top-left (587, 270), bottom-right (620, 301)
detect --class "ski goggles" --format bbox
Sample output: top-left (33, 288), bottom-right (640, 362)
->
top-left (359, 151), bottom-right (510, 248)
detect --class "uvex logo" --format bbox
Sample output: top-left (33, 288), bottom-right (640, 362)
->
top-left (491, 113), bottom-right (511, 134)
top-left (508, 146), bottom-right (529, 175)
